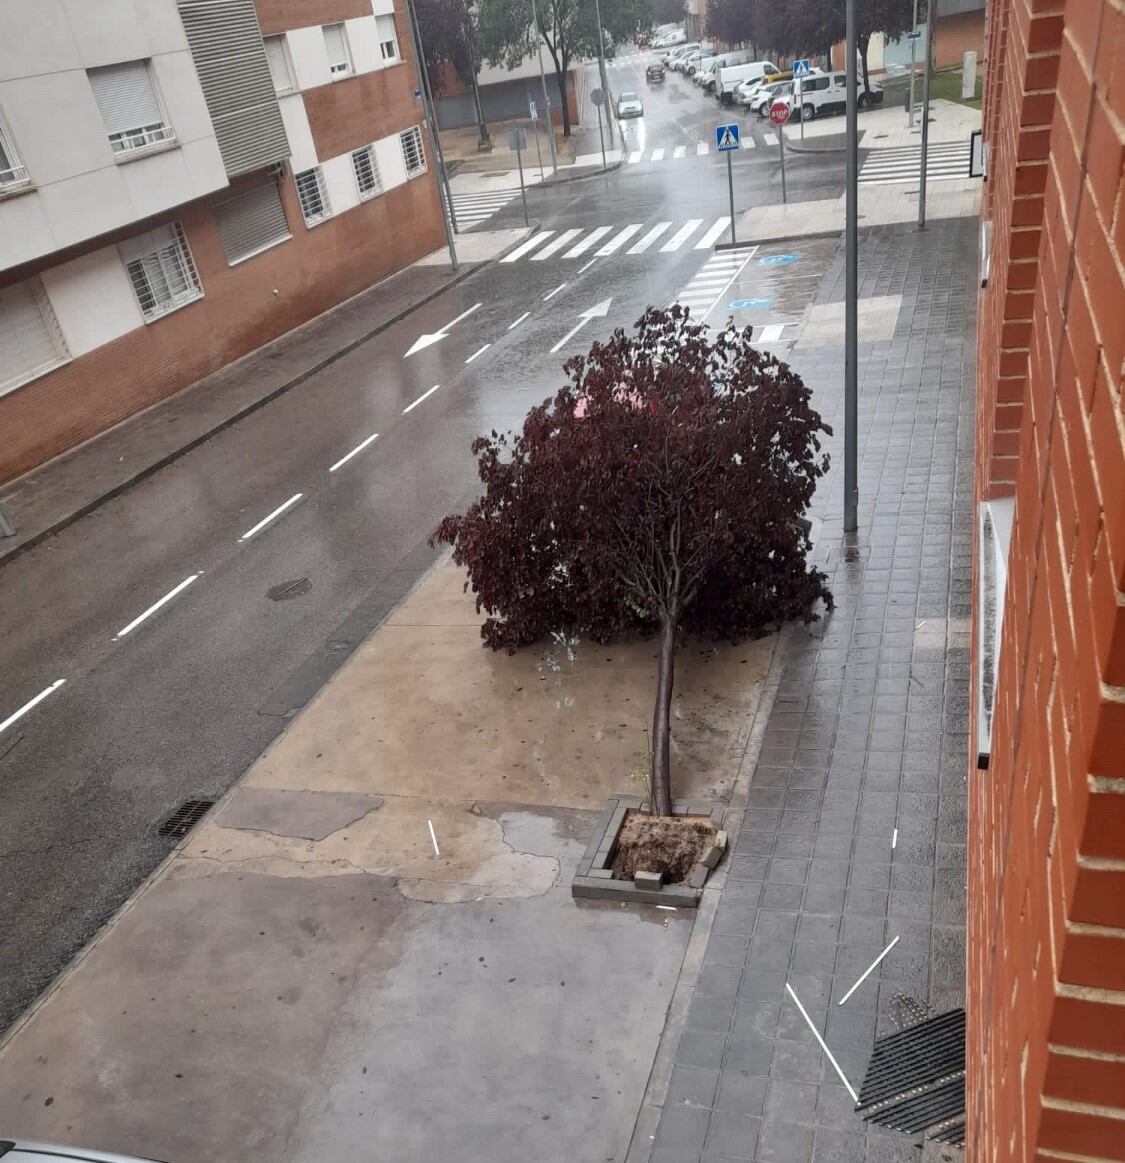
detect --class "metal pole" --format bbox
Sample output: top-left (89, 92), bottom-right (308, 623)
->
top-left (727, 150), bottom-right (736, 243)
top-left (908, 0), bottom-right (920, 128)
top-left (591, 0), bottom-right (616, 148)
top-left (779, 119), bottom-right (787, 203)
top-left (516, 145), bottom-right (529, 225)
top-left (532, 115), bottom-right (545, 178)
top-left (799, 76), bottom-right (805, 141)
top-left (918, 0), bottom-right (934, 228)
top-left (596, 101), bottom-right (607, 170)
top-left (529, 0), bottom-right (559, 175)
top-left (405, 0), bottom-right (459, 265)
top-left (844, 0), bottom-right (858, 533)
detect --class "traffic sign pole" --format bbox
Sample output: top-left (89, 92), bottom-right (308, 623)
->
top-left (779, 120), bottom-right (787, 202)
top-left (768, 102), bottom-right (790, 204)
top-left (727, 150), bottom-right (736, 244)
top-left (593, 88), bottom-right (608, 172)
top-left (530, 100), bottom-right (545, 179)
top-left (714, 121), bottom-right (742, 235)
top-left (508, 127), bottom-right (530, 226)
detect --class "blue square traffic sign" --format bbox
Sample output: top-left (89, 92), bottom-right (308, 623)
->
top-left (715, 123), bottom-right (740, 152)
top-left (793, 58), bottom-right (811, 76)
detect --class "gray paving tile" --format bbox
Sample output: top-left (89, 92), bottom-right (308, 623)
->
top-left (715, 1070), bottom-right (769, 1115)
top-left (704, 1111), bottom-right (763, 1160)
top-left (668, 1064), bottom-right (722, 1109)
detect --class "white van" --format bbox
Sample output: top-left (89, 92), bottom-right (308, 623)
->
top-left (716, 60), bottom-right (781, 105)
top-left (695, 49), bottom-right (754, 91)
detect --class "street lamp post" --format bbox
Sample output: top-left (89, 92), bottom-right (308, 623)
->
top-left (405, 0), bottom-right (459, 267)
top-left (590, 0), bottom-right (617, 149)
top-left (908, 0), bottom-right (920, 128)
top-left (918, 0), bottom-right (936, 228)
top-left (529, 0), bottom-right (559, 176)
top-left (844, 0), bottom-right (859, 534)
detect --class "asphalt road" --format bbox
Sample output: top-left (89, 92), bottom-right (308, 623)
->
top-left (0, 48), bottom-right (848, 1032)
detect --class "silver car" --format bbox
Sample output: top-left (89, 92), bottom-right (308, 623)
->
top-left (0, 1142), bottom-right (167, 1163)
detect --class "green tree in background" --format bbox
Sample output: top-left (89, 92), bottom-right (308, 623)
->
top-left (415, 0), bottom-right (492, 148)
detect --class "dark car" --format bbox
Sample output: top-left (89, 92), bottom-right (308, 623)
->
top-left (646, 63), bottom-right (665, 82)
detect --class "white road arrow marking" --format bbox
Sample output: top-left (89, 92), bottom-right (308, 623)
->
top-left (404, 302), bottom-right (482, 357)
top-left (549, 297), bottom-right (612, 354)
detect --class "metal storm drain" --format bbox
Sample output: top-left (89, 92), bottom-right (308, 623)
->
top-left (268, 577), bottom-right (312, 601)
top-left (158, 799), bottom-right (215, 838)
top-left (855, 1008), bottom-right (966, 1147)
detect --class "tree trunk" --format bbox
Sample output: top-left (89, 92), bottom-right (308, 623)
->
top-left (858, 33), bottom-right (872, 97)
top-left (469, 67), bottom-right (490, 146)
top-left (650, 612), bottom-right (677, 817)
top-left (555, 58), bottom-right (571, 137)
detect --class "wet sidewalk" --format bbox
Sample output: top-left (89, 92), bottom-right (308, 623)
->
top-left (634, 215), bottom-right (977, 1162)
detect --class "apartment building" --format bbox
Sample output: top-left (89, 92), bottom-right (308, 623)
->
top-left (0, 0), bottom-right (446, 484)
top-left (969, 0), bottom-right (1125, 1156)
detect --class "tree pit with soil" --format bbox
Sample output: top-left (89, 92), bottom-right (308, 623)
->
top-left (610, 810), bottom-right (717, 884)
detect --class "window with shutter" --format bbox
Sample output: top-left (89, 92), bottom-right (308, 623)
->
top-left (263, 36), bottom-right (296, 95)
top-left (323, 24), bottom-right (353, 77)
top-left (87, 60), bottom-right (174, 154)
top-left (214, 182), bottom-right (291, 264)
top-left (0, 278), bottom-right (70, 396)
top-left (121, 223), bottom-right (202, 321)
top-left (376, 15), bottom-right (398, 61)
top-left (0, 112), bottom-right (30, 190)
top-left (294, 167), bottom-right (331, 225)
top-left (352, 145), bottom-right (383, 199)
top-left (400, 127), bottom-right (426, 176)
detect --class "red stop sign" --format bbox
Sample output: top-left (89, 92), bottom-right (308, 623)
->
top-left (769, 100), bottom-right (791, 126)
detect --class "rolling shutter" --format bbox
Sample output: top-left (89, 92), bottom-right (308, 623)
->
top-left (214, 182), bottom-right (290, 263)
top-left (88, 61), bottom-right (163, 135)
top-left (177, 0), bottom-right (290, 178)
top-left (0, 279), bottom-right (69, 395)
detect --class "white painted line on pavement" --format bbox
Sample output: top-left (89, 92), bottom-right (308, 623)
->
top-left (661, 219), bottom-right (704, 252)
top-left (550, 322), bottom-right (586, 354)
top-left (628, 222), bottom-right (672, 254)
top-left (465, 343), bottom-right (490, 364)
top-left (596, 223), bottom-right (643, 255)
top-left (696, 142), bottom-right (709, 156)
top-left (892, 827), bottom-right (898, 849)
top-left (532, 228), bottom-right (583, 261)
top-left (655, 904), bottom-right (678, 911)
top-left (741, 138), bottom-right (756, 150)
top-left (239, 494), bottom-right (304, 543)
top-left (403, 383), bottom-right (441, 413)
top-left (114, 573), bottom-right (201, 639)
top-left (428, 819), bottom-right (440, 856)
top-left (577, 257), bottom-right (599, 274)
top-left (0, 679), bottom-right (66, 737)
top-left (543, 282), bottom-right (567, 301)
top-left (764, 132), bottom-right (778, 146)
top-left (785, 982), bottom-right (859, 1101)
top-left (627, 149), bottom-right (642, 163)
top-left (329, 432), bottom-right (379, 473)
top-left (651, 147), bottom-right (665, 161)
top-left (695, 217), bottom-right (733, 249)
top-left (757, 323), bottom-right (786, 342)
top-left (508, 311), bottom-right (531, 330)
top-left (838, 936), bottom-right (901, 1006)
top-left (673, 145), bottom-right (686, 159)
top-left (447, 302), bottom-right (482, 328)
top-left (565, 227), bottom-right (613, 258)
top-left (501, 230), bottom-right (554, 262)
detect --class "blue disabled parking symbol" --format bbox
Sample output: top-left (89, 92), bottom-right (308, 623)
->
top-left (759, 253), bottom-right (799, 267)
top-left (729, 297), bottom-right (772, 310)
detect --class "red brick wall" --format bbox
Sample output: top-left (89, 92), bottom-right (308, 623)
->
top-left (969, 0), bottom-right (1125, 1157)
top-left (0, 169), bottom-right (444, 483)
top-left (255, 0), bottom-right (372, 36)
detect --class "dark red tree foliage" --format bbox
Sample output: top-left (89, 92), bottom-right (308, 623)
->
top-left (433, 307), bottom-right (831, 814)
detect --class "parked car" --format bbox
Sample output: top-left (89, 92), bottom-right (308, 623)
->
top-left (789, 71), bottom-right (884, 119)
top-left (617, 90), bottom-right (644, 118)
top-left (684, 49), bottom-right (716, 77)
top-left (646, 62), bottom-right (665, 82)
top-left (664, 43), bottom-right (700, 67)
top-left (716, 60), bottom-right (782, 105)
top-left (734, 77), bottom-right (770, 107)
top-left (752, 79), bottom-right (794, 117)
top-left (0, 1142), bottom-right (167, 1163)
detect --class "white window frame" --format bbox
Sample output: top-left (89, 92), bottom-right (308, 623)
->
top-left (294, 166), bottom-right (331, 226)
top-left (263, 34), bottom-right (297, 96)
top-left (87, 60), bottom-right (175, 158)
top-left (121, 223), bottom-right (203, 322)
top-left (400, 126), bottom-right (426, 177)
top-left (0, 278), bottom-right (71, 397)
top-left (323, 23), bottom-right (354, 79)
top-left (376, 15), bottom-right (399, 62)
top-left (352, 144), bottom-right (383, 200)
top-left (0, 111), bottom-right (31, 193)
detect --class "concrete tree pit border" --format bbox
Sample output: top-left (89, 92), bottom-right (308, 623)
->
top-left (571, 795), bottom-right (727, 908)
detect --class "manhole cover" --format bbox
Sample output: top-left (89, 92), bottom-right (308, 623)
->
top-left (268, 577), bottom-right (312, 601)
top-left (158, 799), bottom-right (215, 838)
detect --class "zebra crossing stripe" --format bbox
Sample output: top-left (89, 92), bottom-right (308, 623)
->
top-left (763, 132), bottom-right (778, 146)
top-left (651, 147), bottom-right (665, 161)
top-left (532, 228), bottom-right (584, 260)
top-left (660, 219), bottom-right (704, 252)
top-left (696, 142), bottom-right (709, 156)
top-left (596, 224), bottom-right (644, 255)
top-left (695, 217), bottom-right (732, 249)
top-left (627, 222), bottom-right (673, 253)
top-left (673, 146), bottom-right (686, 158)
top-left (741, 138), bottom-right (756, 150)
top-left (628, 150), bottom-right (642, 163)
top-left (756, 323), bottom-right (786, 342)
top-left (564, 226), bottom-right (613, 257)
top-left (501, 231), bottom-right (554, 262)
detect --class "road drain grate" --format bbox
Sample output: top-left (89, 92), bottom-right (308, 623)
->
top-left (158, 799), bottom-right (215, 838)
top-left (856, 1008), bottom-right (965, 1146)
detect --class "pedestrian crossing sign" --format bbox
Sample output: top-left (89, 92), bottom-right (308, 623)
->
top-left (793, 58), bottom-right (811, 76)
top-left (715, 123), bottom-right (740, 152)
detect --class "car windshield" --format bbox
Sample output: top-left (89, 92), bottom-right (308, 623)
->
top-left (621, 92), bottom-right (639, 102)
